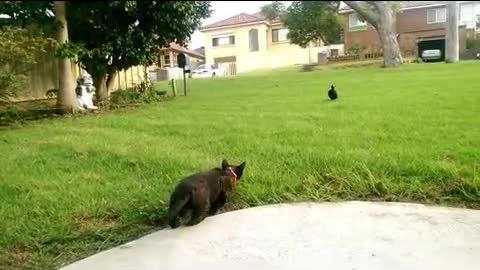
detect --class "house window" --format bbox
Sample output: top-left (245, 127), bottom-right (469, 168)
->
top-left (164, 54), bottom-right (170, 66)
top-left (427, 8), bottom-right (446, 24)
top-left (212, 35), bottom-right (235, 47)
top-left (349, 13), bottom-right (367, 32)
top-left (272, 28), bottom-right (289, 42)
top-left (330, 49), bottom-right (339, 57)
top-left (249, 29), bottom-right (259, 52)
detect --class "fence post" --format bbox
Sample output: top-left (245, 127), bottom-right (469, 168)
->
top-left (171, 79), bottom-right (177, 97)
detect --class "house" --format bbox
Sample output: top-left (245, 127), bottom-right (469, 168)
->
top-left (150, 42), bottom-right (206, 81)
top-left (339, 1), bottom-right (480, 59)
top-left (159, 42), bottom-right (205, 70)
top-left (200, 12), bottom-right (344, 74)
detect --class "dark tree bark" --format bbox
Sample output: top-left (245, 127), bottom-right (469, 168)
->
top-left (106, 71), bottom-right (117, 94)
top-left (92, 72), bottom-right (107, 102)
top-left (90, 69), bottom-right (116, 102)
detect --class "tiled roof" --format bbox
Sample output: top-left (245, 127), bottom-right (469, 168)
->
top-left (161, 42), bottom-right (205, 59)
top-left (339, 1), bottom-right (447, 12)
top-left (193, 46), bottom-right (205, 56)
top-left (201, 12), bottom-right (267, 30)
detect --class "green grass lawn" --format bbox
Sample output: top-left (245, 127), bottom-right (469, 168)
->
top-left (1, 61), bottom-right (479, 269)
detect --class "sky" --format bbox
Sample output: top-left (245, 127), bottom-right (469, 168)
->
top-left (188, 1), bottom-right (293, 49)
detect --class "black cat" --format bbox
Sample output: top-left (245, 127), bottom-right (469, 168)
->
top-left (167, 159), bottom-right (246, 228)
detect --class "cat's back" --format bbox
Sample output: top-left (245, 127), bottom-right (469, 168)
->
top-left (175, 168), bottom-right (221, 189)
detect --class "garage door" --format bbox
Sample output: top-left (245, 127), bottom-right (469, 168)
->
top-left (417, 36), bottom-right (445, 61)
top-left (214, 56), bottom-right (237, 76)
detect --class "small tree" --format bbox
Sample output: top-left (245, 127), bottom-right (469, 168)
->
top-left (64, 1), bottom-right (212, 101)
top-left (260, 1), bottom-right (342, 48)
top-left (260, 1), bottom-right (286, 21)
top-left (0, 26), bottom-right (55, 104)
top-left (285, 1), bottom-right (342, 47)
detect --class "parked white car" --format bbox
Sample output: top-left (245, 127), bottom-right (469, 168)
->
top-left (421, 49), bottom-right (442, 61)
top-left (191, 64), bottom-right (225, 78)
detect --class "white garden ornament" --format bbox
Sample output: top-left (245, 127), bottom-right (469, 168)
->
top-left (75, 73), bottom-right (98, 110)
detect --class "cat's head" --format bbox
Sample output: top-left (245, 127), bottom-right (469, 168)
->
top-left (221, 159), bottom-right (246, 182)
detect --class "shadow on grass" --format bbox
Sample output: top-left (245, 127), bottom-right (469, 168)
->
top-left (0, 96), bottom-right (175, 128)
top-left (300, 64), bottom-right (318, 72)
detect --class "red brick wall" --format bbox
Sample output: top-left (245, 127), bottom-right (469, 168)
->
top-left (342, 15), bottom-right (381, 53)
top-left (342, 6), bottom-right (467, 57)
top-left (396, 7), bottom-right (446, 34)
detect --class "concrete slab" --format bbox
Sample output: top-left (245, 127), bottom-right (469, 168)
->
top-left (60, 201), bottom-right (480, 270)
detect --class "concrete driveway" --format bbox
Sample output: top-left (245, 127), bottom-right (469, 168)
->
top-left (60, 201), bottom-right (480, 270)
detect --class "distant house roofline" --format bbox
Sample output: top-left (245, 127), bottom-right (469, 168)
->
top-left (200, 11), bottom-right (282, 32)
top-left (201, 20), bottom-right (270, 32)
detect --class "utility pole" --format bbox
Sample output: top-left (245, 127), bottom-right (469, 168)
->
top-left (445, 1), bottom-right (459, 63)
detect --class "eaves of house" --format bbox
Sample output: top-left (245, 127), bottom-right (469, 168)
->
top-left (160, 42), bottom-right (205, 60)
top-left (200, 12), bottom-right (281, 32)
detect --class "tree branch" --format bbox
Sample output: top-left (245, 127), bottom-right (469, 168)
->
top-left (366, 1), bottom-right (383, 10)
top-left (343, 1), bottom-right (379, 25)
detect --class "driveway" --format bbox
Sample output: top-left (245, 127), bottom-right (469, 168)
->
top-left (60, 201), bottom-right (480, 270)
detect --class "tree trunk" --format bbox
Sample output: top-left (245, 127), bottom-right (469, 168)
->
top-left (445, 1), bottom-right (459, 63)
top-left (54, 1), bottom-right (78, 114)
top-left (106, 71), bottom-right (117, 94)
top-left (92, 70), bottom-right (117, 103)
top-left (93, 72), bottom-right (108, 103)
top-left (375, 7), bottom-right (403, 67)
top-left (343, 1), bottom-right (403, 68)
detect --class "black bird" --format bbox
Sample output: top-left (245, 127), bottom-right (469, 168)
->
top-left (328, 84), bottom-right (338, 100)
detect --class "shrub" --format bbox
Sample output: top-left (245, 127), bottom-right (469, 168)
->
top-left (466, 38), bottom-right (480, 50)
top-left (0, 26), bottom-right (55, 103)
top-left (110, 83), bottom-right (167, 105)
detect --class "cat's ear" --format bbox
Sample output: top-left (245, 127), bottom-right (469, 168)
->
top-left (238, 161), bottom-right (246, 173)
top-left (221, 159), bottom-right (229, 170)
top-left (234, 161), bottom-right (246, 179)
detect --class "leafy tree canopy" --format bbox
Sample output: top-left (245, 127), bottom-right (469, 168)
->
top-left (260, 1), bottom-right (342, 48)
top-left (0, 1), bottom-right (212, 98)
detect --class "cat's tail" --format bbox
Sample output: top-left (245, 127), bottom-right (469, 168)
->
top-left (167, 192), bottom-right (191, 228)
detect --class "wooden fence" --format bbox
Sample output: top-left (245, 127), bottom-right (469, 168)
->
top-left (327, 52), bottom-right (384, 64)
top-left (218, 62), bottom-right (237, 76)
top-left (15, 49), bottom-right (147, 101)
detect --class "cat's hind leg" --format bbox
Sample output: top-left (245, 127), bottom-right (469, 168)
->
top-left (187, 198), bottom-right (210, 226)
top-left (209, 192), bottom-right (226, 216)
